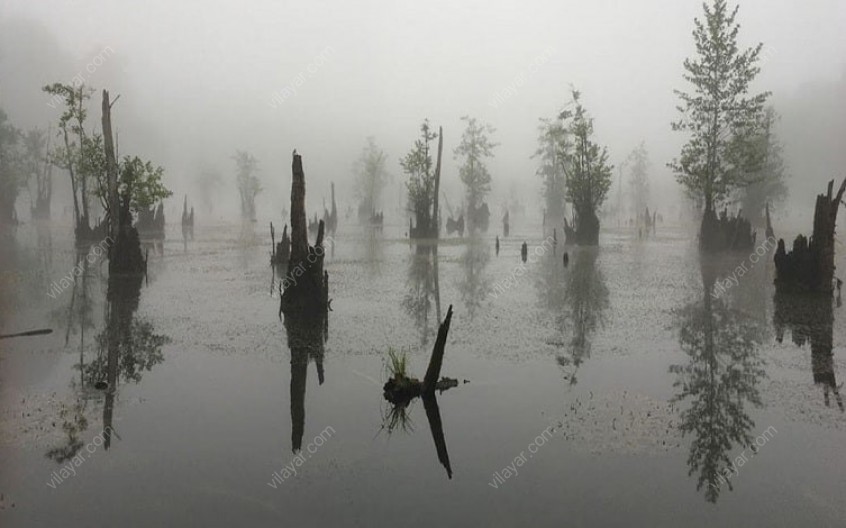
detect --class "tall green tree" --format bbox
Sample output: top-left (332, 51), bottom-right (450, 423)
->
top-left (233, 150), bottom-right (261, 221)
top-left (740, 107), bottom-right (787, 226)
top-left (670, 0), bottom-right (770, 250)
top-left (454, 116), bottom-right (497, 233)
top-left (401, 120), bottom-right (438, 235)
top-left (21, 128), bottom-right (53, 219)
top-left (561, 89), bottom-right (613, 246)
top-left (43, 83), bottom-right (98, 236)
top-left (533, 115), bottom-right (568, 227)
top-left (627, 142), bottom-right (650, 221)
top-left (353, 136), bottom-right (389, 221)
top-left (0, 109), bottom-right (22, 225)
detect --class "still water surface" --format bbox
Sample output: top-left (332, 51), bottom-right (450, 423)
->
top-left (1, 220), bottom-right (844, 527)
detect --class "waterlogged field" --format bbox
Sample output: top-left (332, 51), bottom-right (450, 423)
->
top-left (1, 219), bottom-right (845, 527)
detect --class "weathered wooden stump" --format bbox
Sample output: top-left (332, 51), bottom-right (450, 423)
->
top-left (279, 154), bottom-right (329, 315)
top-left (774, 178), bottom-right (846, 294)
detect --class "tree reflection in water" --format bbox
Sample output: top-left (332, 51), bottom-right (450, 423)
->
top-left (457, 237), bottom-right (490, 319)
top-left (537, 247), bottom-right (608, 385)
top-left (670, 259), bottom-right (766, 503)
top-left (283, 307), bottom-right (328, 453)
top-left (402, 243), bottom-right (441, 346)
top-left (773, 292), bottom-right (844, 412)
top-left (47, 263), bottom-right (168, 461)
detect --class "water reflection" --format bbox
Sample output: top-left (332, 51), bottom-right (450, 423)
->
top-left (670, 259), bottom-right (766, 503)
top-left (363, 226), bottom-right (384, 276)
top-left (422, 394), bottom-right (452, 478)
top-left (283, 308), bottom-right (328, 452)
top-left (774, 293), bottom-right (844, 412)
top-left (96, 274), bottom-right (168, 448)
top-left (45, 247), bottom-right (98, 462)
top-left (402, 244), bottom-right (441, 345)
top-left (47, 254), bottom-right (168, 460)
top-left (537, 247), bottom-right (608, 384)
top-left (457, 237), bottom-right (490, 318)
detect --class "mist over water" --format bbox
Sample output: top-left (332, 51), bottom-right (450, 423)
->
top-left (1, 1), bottom-right (845, 526)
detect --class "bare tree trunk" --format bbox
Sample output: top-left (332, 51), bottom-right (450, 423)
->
top-left (431, 126), bottom-right (443, 237)
top-left (102, 90), bottom-right (119, 247)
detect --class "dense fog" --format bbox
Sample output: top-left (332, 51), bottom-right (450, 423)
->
top-left (2, 0), bottom-right (844, 226)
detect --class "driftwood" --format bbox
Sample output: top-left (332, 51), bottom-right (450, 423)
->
top-left (383, 305), bottom-right (458, 404)
top-left (775, 178), bottom-right (846, 294)
top-left (0, 328), bottom-right (53, 339)
top-left (382, 305), bottom-right (457, 478)
top-left (279, 154), bottom-right (329, 315)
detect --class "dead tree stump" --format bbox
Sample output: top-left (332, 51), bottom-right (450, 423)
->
top-left (774, 178), bottom-right (846, 294)
top-left (279, 154), bottom-right (329, 315)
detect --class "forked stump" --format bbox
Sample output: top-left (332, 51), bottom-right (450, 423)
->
top-left (279, 154), bottom-right (329, 315)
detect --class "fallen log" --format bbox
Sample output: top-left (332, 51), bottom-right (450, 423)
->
top-left (0, 328), bottom-right (53, 339)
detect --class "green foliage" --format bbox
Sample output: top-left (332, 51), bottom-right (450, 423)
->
top-left (386, 347), bottom-right (409, 380)
top-left (233, 150), bottom-right (261, 219)
top-left (739, 107), bottom-right (788, 223)
top-left (533, 115), bottom-right (569, 222)
top-left (42, 82), bottom-right (97, 227)
top-left (670, 0), bottom-right (770, 211)
top-left (627, 142), bottom-right (650, 215)
top-left (354, 136), bottom-right (389, 213)
top-left (42, 83), bottom-right (94, 139)
top-left (401, 120), bottom-right (438, 227)
top-left (0, 108), bottom-right (23, 222)
top-left (118, 156), bottom-right (172, 212)
top-left (561, 89), bottom-right (613, 218)
top-left (454, 116), bottom-right (497, 212)
top-left (670, 267), bottom-right (765, 503)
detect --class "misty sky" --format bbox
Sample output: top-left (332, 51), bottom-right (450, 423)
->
top-left (1, 0), bottom-right (844, 221)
